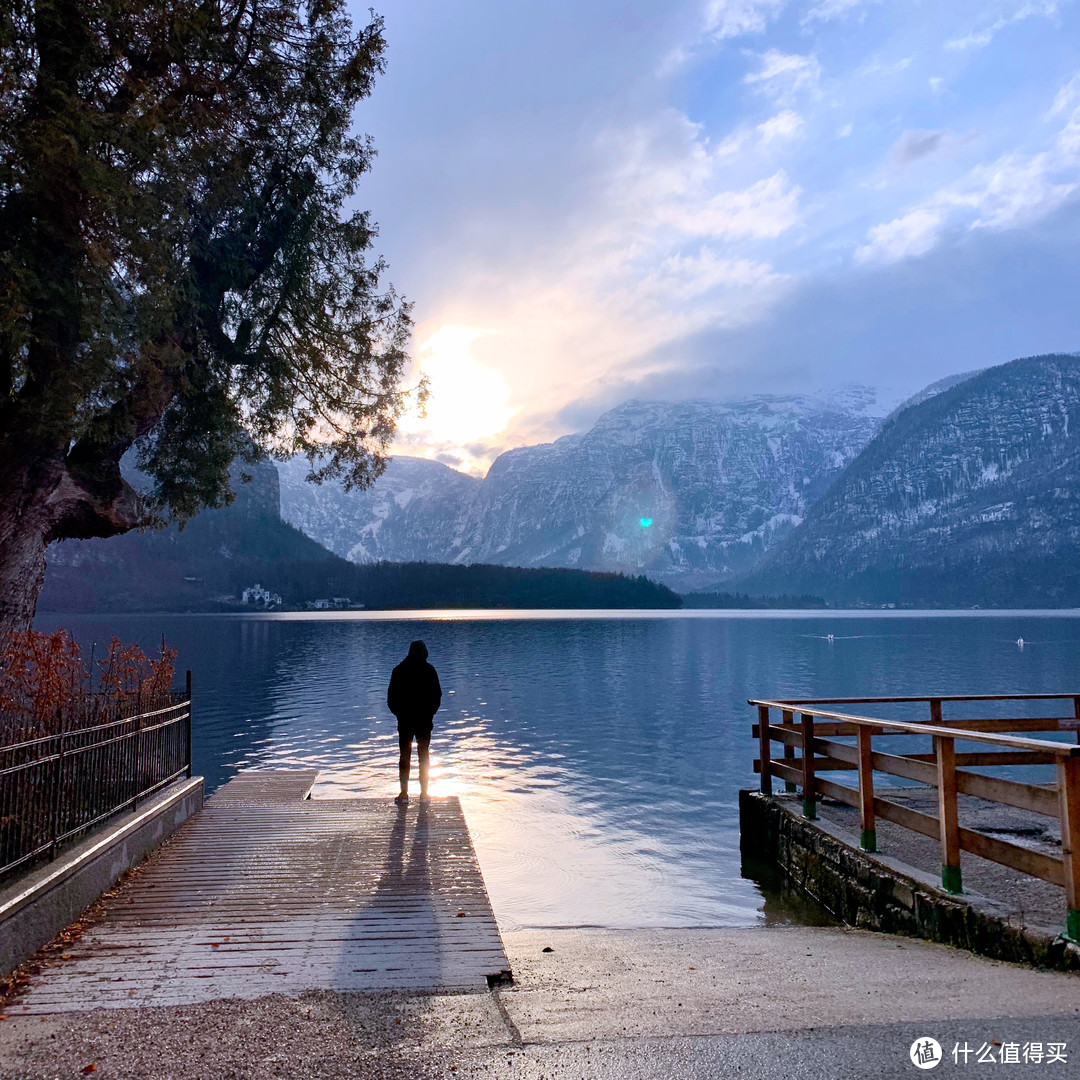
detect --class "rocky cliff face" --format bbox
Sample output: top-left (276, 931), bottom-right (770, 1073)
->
top-left (276, 455), bottom-right (480, 564)
top-left (740, 354), bottom-right (1080, 605)
top-left (278, 387), bottom-right (900, 586)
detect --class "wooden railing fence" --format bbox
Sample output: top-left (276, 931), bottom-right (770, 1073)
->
top-left (750, 694), bottom-right (1080, 941)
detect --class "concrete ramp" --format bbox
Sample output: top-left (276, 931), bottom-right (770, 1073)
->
top-left (7, 772), bottom-right (510, 1013)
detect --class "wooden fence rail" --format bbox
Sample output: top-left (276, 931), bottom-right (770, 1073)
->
top-left (749, 694), bottom-right (1080, 942)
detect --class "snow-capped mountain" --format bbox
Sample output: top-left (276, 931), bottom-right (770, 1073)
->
top-left (740, 354), bottom-right (1080, 605)
top-left (277, 455), bottom-right (479, 564)
top-left (278, 385), bottom-right (904, 586)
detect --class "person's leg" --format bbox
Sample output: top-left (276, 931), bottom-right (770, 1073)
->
top-left (397, 730), bottom-right (412, 800)
top-left (416, 731), bottom-right (431, 797)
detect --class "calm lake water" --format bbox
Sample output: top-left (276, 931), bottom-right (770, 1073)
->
top-left (36, 610), bottom-right (1080, 930)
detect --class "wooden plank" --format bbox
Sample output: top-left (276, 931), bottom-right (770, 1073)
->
top-left (1058, 757), bottom-right (1080, 924)
top-left (769, 760), bottom-right (804, 787)
top-left (751, 694), bottom-right (1080, 705)
top-left (815, 776), bottom-right (859, 808)
top-left (757, 705), bottom-right (772, 794)
top-left (873, 796), bottom-right (940, 840)
top-left (871, 749), bottom-right (936, 786)
top-left (857, 725), bottom-right (876, 850)
top-left (801, 712), bottom-right (816, 819)
top-left (782, 709), bottom-right (797, 793)
top-left (935, 736), bottom-right (962, 891)
top-left (7, 777), bottom-right (511, 1014)
top-left (955, 770), bottom-right (1059, 818)
top-left (907, 750), bottom-right (1060, 767)
top-left (749, 700), bottom-right (1080, 755)
top-left (958, 828), bottom-right (1065, 888)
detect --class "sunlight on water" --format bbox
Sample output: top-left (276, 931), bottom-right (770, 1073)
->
top-left (41, 610), bottom-right (1080, 930)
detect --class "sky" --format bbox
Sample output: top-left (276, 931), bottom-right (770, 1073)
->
top-left (346, 0), bottom-right (1080, 473)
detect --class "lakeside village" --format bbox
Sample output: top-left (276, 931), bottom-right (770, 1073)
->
top-left (239, 583), bottom-right (364, 612)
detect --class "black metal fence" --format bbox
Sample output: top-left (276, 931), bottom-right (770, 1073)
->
top-left (0, 675), bottom-right (192, 881)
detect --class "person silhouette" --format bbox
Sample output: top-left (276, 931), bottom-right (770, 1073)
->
top-left (386, 639), bottom-right (442, 805)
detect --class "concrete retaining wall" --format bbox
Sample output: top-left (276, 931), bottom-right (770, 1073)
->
top-left (740, 788), bottom-right (1080, 972)
top-left (0, 776), bottom-right (203, 976)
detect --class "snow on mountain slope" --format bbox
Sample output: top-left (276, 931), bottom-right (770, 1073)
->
top-left (278, 385), bottom-right (900, 584)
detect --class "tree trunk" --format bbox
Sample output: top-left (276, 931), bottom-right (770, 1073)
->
top-left (0, 457), bottom-right (143, 637)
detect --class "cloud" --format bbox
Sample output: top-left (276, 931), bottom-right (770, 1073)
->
top-left (659, 170), bottom-right (803, 238)
top-left (803, 0), bottom-right (879, 25)
top-left (929, 76), bottom-right (945, 94)
top-left (856, 86), bottom-right (1080, 264)
top-left (855, 208), bottom-right (944, 263)
top-left (636, 250), bottom-right (784, 302)
top-left (891, 130), bottom-right (948, 166)
top-left (1048, 73), bottom-right (1080, 117)
top-left (704, 0), bottom-right (787, 39)
top-left (757, 109), bottom-right (805, 142)
top-left (744, 49), bottom-right (822, 101)
top-left (946, 1), bottom-right (1065, 51)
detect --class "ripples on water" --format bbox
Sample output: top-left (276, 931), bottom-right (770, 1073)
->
top-left (40, 610), bottom-right (1080, 930)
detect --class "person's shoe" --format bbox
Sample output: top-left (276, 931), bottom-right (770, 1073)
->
top-left (394, 793), bottom-right (409, 805)
top-left (418, 793), bottom-right (431, 803)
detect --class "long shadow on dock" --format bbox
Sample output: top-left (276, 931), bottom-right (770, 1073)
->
top-left (4, 771), bottom-right (509, 1014)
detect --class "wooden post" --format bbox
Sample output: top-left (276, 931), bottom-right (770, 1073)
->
top-left (1073, 696), bottom-right (1080, 746)
top-left (930, 698), bottom-right (942, 724)
top-left (782, 709), bottom-right (796, 793)
top-left (758, 705), bottom-right (772, 794)
top-left (1058, 756), bottom-right (1080, 941)
top-left (801, 712), bottom-right (817, 819)
top-left (935, 734), bottom-right (961, 893)
top-left (857, 723), bottom-right (876, 852)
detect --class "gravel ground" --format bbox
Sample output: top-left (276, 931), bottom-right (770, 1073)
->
top-left (0, 990), bottom-right (489, 1080)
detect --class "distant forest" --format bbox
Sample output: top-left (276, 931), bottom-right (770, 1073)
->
top-left (39, 505), bottom-right (683, 611)
top-left (681, 592), bottom-right (828, 609)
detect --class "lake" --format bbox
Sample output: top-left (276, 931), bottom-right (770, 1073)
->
top-left (36, 609), bottom-right (1080, 931)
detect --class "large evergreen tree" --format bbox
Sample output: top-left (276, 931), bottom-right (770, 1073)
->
top-left (0, 0), bottom-right (411, 633)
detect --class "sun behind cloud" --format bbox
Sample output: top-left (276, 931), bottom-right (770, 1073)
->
top-left (396, 326), bottom-right (516, 471)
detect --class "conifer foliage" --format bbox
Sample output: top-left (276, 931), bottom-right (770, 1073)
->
top-left (0, 0), bottom-right (411, 632)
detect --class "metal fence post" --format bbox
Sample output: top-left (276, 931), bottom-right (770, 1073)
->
top-left (185, 670), bottom-right (193, 779)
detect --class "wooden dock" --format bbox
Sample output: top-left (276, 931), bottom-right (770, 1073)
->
top-left (6, 771), bottom-right (510, 1013)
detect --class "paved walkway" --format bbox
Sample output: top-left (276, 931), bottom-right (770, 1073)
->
top-left (4, 771), bottom-right (509, 1013)
top-left (3, 927), bottom-right (1080, 1078)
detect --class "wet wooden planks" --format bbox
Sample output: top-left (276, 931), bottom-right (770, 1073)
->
top-left (8, 772), bottom-right (509, 1013)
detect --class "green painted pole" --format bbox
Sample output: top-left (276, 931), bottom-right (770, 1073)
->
top-left (941, 864), bottom-right (963, 894)
top-left (860, 828), bottom-right (877, 853)
top-left (1067, 909), bottom-right (1080, 943)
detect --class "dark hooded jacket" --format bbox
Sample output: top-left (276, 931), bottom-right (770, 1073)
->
top-left (387, 642), bottom-right (442, 732)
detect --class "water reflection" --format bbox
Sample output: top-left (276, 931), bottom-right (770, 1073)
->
top-left (39, 611), bottom-right (1080, 930)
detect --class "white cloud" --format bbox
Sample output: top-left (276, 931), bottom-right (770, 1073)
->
top-left (803, 0), bottom-right (879, 24)
top-left (946, 1), bottom-right (1064, 51)
top-left (704, 0), bottom-right (787, 39)
top-left (855, 209), bottom-right (944, 263)
top-left (838, 122), bottom-right (854, 138)
top-left (637, 250), bottom-right (783, 303)
top-left (1048, 73), bottom-right (1080, 117)
top-left (929, 76), bottom-right (945, 94)
top-left (856, 85), bottom-right (1080, 264)
top-left (660, 171), bottom-right (803, 239)
top-left (856, 55), bottom-right (912, 77)
top-left (757, 110), bottom-right (805, 142)
top-left (744, 49), bottom-right (822, 102)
